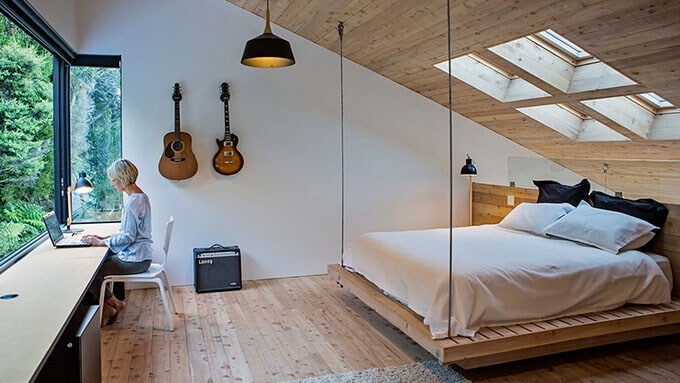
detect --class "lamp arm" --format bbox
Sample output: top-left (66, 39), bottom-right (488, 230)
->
top-left (66, 185), bottom-right (73, 229)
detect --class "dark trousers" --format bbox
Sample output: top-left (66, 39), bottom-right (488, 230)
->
top-left (87, 249), bottom-right (151, 302)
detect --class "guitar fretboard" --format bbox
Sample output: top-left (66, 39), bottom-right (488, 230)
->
top-left (223, 100), bottom-right (231, 141)
top-left (174, 100), bottom-right (181, 140)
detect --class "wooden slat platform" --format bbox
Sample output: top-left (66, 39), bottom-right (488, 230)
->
top-left (328, 263), bottom-right (680, 369)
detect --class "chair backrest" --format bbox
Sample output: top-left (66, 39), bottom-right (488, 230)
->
top-left (160, 216), bottom-right (175, 267)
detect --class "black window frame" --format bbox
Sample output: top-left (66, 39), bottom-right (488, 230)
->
top-left (0, 0), bottom-right (121, 271)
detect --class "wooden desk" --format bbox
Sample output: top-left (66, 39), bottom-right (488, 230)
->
top-left (0, 222), bottom-right (118, 383)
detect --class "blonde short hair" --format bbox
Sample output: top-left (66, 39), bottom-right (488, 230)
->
top-left (107, 159), bottom-right (138, 186)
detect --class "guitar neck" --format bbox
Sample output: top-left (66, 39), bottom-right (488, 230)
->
top-left (174, 100), bottom-right (181, 140)
top-left (223, 100), bottom-right (231, 140)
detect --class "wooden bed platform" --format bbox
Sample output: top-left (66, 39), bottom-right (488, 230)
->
top-left (329, 183), bottom-right (680, 369)
top-left (329, 263), bottom-right (680, 368)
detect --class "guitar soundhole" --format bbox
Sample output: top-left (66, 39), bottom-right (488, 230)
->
top-left (172, 141), bottom-right (184, 151)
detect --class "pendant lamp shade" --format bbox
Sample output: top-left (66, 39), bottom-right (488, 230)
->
top-left (241, 0), bottom-right (295, 68)
top-left (460, 155), bottom-right (477, 176)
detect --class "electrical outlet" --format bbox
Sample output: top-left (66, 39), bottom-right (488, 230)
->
top-left (507, 195), bottom-right (515, 206)
top-left (615, 191), bottom-right (623, 197)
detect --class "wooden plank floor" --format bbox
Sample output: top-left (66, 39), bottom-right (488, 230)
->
top-left (102, 275), bottom-right (680, 382)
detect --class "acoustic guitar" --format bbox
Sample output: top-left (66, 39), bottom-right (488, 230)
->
top-left (213, 82), bottom-right (244, 175)
top-left (158, 83), bottom-right (198, 180)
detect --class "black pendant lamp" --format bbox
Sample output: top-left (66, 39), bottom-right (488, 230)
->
top-left (241, 0), bottom-right (295, 68)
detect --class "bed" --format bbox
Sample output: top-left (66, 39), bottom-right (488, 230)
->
top-left (328, 183), bottom-right (680, 368)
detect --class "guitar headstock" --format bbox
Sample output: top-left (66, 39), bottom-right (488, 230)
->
top-left (172, 83), bottom-right (182, 102)
top-left (220, 82), bottom-right (231, 102)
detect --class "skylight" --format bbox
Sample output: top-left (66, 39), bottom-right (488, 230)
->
top-left (535, 29), bottom-right (591, 60)
top-left (517, 103), bottom-right (628, 142)
top-left (489, 31), bottom-right (636, 93)
top-left (434, 54), bottom-right (550, 102)
top-left (581, 96), bottom-right (680, 140)
top-left (638, 93), bottom-right (674, 109)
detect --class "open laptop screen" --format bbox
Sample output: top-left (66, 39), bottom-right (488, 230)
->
top-left (43, 211), bottom-right (64, 245)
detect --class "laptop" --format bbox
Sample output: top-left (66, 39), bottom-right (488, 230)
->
top-left (42, 211), bottom-right (91, 248)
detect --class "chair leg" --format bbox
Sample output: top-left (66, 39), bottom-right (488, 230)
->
top-left (99, 280), bottom-right (110, 326)
top-left (155, 278), bottom-right (174, 331)
top-left (161, 270), bottom-right (177, 313)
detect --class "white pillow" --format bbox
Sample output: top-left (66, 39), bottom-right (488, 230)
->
top-left (543, 201), bottom-right (658, 253)
top-left (619, 231), bottom-right (656, 252)
top-left (498, 202), bottom-right (575, 236)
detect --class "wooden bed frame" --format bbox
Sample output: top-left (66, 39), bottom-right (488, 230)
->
top-left (328, 183), bottom-right (680, 369)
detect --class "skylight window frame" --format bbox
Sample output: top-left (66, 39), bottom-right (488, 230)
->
top-left (531, 29), bottom-right (594, 66)
top-left (627, 94), bottom-right (678, 114)
top-left (637, 92), bottom-right (675, 110)
top-left (467, 52), bottom-right (517, 80)
top-left (557, 103), bottom-right (589, 120)
top-left (536, 29), bottom-right (592, 60)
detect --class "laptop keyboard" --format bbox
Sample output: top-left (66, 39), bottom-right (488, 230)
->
top-left (60, 234), bottom-right (86, 245)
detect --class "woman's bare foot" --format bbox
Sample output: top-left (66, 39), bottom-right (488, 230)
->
top-left (102, 302), bottom-right (117, 327)
top-left (105, 297), bottom-right (126, 325)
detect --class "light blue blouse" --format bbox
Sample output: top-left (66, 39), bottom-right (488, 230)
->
top-left (106, 193), bottom-right (153, 262)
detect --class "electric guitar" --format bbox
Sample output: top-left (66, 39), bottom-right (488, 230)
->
top-left (158, 83), bottom-right (198, 180)
top-left (213, 82), bottom-right (244, 175)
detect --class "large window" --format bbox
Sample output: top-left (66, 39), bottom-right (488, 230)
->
top-left (0, 2), bottom-right (122, 266)
top-left (0, 11), bottom-right (54, 261)
top-left (70, 64), bottom-right (122, 222)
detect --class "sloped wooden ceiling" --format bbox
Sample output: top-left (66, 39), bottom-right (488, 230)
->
top-left (227, 0), bottom-right (680, 203)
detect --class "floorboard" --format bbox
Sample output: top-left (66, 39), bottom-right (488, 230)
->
top-left (102, 274), bottom-right (680, 382)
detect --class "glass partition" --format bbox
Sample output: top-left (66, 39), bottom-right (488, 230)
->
top-left (508, 156), bottom-right (604, 191)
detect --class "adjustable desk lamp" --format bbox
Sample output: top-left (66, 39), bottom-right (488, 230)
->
top-left (64, 171), bottom-right (93, 233)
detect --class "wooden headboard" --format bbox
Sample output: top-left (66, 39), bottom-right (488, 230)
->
top-left (471, 182), bottom-right (680, 295)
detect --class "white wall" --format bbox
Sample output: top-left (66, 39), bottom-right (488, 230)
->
top-left (29, 0), bottom-right (539, 285)
top-left (28, 0), bottom-right (78, 50)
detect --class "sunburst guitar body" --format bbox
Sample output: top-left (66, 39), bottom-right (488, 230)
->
top-left (213, 82), bottom-right (244, 175)
top-left (158, 83), bottom-right (198, 180)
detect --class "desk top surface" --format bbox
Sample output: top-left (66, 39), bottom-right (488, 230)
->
top-left (0, 222), bottom-right (118, 383)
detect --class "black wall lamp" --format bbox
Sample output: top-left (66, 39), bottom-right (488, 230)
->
top-left (460, 155), bottom-right (478, 226)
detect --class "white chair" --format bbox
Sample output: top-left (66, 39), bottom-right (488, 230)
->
top-left (99, 216), bottom-right (177, 331)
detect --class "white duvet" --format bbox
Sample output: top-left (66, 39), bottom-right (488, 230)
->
top-left (343, 225), bottom-right (671, 339)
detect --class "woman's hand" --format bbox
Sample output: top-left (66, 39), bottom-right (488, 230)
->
top-left (82, 235), bottom-right (107, 246)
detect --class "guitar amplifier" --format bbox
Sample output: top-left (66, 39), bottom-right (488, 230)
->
top-left (193, 244), bottom-right (242, 293)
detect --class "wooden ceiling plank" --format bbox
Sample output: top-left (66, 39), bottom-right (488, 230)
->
top-left (600, 33), bottom-right (680, 62)
top-left (344, 5), bottom-right (448, 65)
top-left (277, 0), bottom-right (314, 27)
top-left (338, 2), bottom-right (440, 56)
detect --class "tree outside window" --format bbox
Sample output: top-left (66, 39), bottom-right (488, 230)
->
top-left (0, 13), bottom-right (122, 262)
top-left (70, 65), bottom-right (122, 223)
top-left (0, 14), bottom-right (54, 260)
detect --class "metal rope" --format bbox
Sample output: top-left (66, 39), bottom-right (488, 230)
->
top-left (339, 21), bottom-right (346, 266)
top-left (446, 0), bottom-right (454, 339)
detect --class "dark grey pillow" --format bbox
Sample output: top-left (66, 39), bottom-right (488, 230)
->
top-left (589, 191), bottom-right (668, 231)
top-left (533, 179), bottom-right (590, 207)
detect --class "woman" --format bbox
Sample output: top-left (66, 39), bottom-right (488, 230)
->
top-left (83, 159), bottom-right (153, 326)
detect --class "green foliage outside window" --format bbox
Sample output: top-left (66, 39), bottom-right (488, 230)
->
top-left (70, 66), bottom-right (122, 221)
top-left (0, 15), bottom-right (54, 261)
top-left (0, 13), bottom-right (122, 262)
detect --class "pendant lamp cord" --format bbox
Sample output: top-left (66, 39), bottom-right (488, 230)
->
top-left (446, 0), bottom-right (454, 340)
top-left (339, 21), bottom-right (345, 267)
